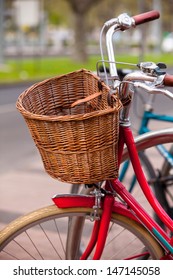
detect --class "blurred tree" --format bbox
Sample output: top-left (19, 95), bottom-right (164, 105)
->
top-left (162, 0), bottom-right (173, 31)
top-left (44, 0), bottom-right (70, 26)
top-left (65, 0), bottom-right (103, 62)
top-left (28, 0), bottom-right (173, 60)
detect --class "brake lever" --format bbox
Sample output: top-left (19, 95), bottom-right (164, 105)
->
top-left (134, 82), bottom-right (173, 100)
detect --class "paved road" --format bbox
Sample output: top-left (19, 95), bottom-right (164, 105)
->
top-left (0, 82), bottom-right (73, 230)
top-left (0, 79), bottom-right (173, 230)
top-left (0, 83), bottom-right (35, 174)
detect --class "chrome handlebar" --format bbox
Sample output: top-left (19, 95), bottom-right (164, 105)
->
top-left (99, 12), bottom-right (173, 126)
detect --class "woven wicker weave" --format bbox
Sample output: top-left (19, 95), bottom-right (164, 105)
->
top-left (16, 69), bottom-right (122, 184)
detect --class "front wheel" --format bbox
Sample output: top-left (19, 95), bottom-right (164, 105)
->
top-left (0, 204), bottom-right (163, 260)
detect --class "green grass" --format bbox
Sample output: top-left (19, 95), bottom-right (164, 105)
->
top-left (0, 53), bottom-right (173, 84)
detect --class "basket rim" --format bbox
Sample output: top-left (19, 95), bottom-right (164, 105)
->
top-left (16, 68), bottom-right (121, 122)
top-left (16, 101), bottom-right (120, 121)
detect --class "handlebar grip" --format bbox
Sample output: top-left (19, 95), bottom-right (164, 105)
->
top-left (163, 74), bottom-right (173, 87)
top-left (133, 10), bottom-right (160, 26)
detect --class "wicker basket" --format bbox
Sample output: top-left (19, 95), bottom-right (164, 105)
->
top-left (16, 69), bottom-right (122, 184)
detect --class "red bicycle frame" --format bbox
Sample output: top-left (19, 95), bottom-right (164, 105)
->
top-left (52, 10), bottom-right (173, 260)
top-left (53, 125), bottom-right (173, 259)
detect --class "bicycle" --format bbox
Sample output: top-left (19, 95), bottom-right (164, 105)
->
top-left (119, 74), bottom-right (173, 227)
top-left (0, 10), bottom-right (173, 260)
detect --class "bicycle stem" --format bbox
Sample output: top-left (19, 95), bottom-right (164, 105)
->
top-left (119, 72), bottom-right (156, 126)
top-left (119, 73), bottom-right (173, 126)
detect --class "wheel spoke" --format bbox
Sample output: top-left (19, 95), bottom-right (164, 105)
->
top-left (0, 206), bottom-right (163, 260)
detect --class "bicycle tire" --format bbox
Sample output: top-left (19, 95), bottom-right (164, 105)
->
top-left (136, 146), bottom-right (173, 228)
top-left (153, 145), bottom-right (173, 226)
top-left (162, 145), bottom-right (173, 175)
top-left (0, 204), bottom-right (163, 260)
top-left (121, 151), bottom-right (157, 189)
top-left (138, 151), bottom-right (169, 227)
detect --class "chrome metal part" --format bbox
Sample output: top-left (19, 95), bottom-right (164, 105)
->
top-left (117, 13), bottom-right (135, 30)
top-left (90, 189), bottom-right (104, 221)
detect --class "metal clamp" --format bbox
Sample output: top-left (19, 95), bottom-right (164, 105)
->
top-left (117, 13), bottom-right (135, 30)
top-left (90, 189), bottom-right (104, 221)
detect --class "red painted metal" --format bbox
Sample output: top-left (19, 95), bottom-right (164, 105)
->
top-left (52, 195), bottom-right (95, 208)
top-left (160, 254), bottom-right (173, 260)
top-left (118, 126), bottom-right (125, 167)
top-left (122, 126), bottom-right (173, 232)
top-left (80, 220), bottom-right (100, 260)
top-left (92, 195), bottom-right (114, 259)
top-left (111, 179), bottom-right (170, 243)
top-left (52, 195), bottom-right (139, 222)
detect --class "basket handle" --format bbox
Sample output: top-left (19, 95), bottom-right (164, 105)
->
top-left (71, 91), bottom-right (102, 108)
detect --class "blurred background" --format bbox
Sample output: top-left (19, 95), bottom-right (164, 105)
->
top-left (0, 0), bottom-right (173, 83)
top-left (0, 0), bottom-right (173, 229)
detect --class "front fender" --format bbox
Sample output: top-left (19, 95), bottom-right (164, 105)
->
top-left (52, 194), bottom-right (138, 222)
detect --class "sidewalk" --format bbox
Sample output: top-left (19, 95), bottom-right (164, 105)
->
top-left (0, 152), bottom-right (72, 230)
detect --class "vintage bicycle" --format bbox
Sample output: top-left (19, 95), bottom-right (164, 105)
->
top-left (0, 10), bottom-right (173, 260)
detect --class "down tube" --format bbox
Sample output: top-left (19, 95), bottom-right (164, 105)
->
top-left (122, 126), bottom-right (173, 232)
top-left (111, 178), bottom-right (169, 243)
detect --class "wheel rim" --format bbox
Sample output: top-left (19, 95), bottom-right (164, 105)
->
top-left (0, 206), bottom-right (163, 260)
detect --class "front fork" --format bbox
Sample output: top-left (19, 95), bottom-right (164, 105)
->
top-left (83, 194), bottom-right (114, 260)
top-left (53, 192), bottom-right (114, 260)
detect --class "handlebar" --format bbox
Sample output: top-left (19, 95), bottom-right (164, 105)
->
top-left (104, 10), bottom-right (160, 29)
top-left (132, 10), bottom-right (160, 26)
top-left (163, 74), bottom-right (173, 87)
top-left (99, 10), bottom-right (173, 126)
top-left (102, 10), bottom-right (160, 84)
